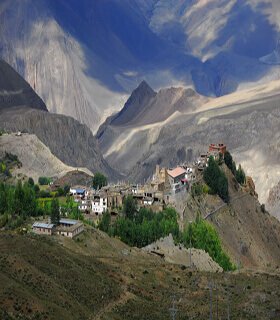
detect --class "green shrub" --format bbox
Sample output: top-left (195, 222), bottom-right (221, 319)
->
top-left (38, 177), bottom-right (51, 185)
top-left (191, 183), bottom-right (203, 197)
top-left (38, 190), bottom-right (51, 198)
top-left (181, 218), bottom-right (235, 271)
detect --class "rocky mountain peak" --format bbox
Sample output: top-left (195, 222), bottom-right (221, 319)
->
top-left (110, 80), bottom-right (156, 126)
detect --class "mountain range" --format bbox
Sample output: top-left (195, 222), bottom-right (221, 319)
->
top-left (1, 0), bottom-right (280, 132)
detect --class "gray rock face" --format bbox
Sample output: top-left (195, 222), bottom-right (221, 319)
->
top-left (0, 59), bottom-right (47, 111)
top-left (267, 182), bottom-right (280, 218)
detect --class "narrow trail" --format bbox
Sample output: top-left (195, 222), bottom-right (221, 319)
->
top-left (93, 287), bottom-right (134, 320)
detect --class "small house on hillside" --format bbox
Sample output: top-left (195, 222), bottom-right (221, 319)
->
top-left (32, 222), bottom-right (55, 235)
top-left (56, 218), bottom-right (84, 238)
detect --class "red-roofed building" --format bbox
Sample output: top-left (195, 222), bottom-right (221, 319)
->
top-left (167, 167), bottom-right (188, 194)
top-left (209, 143), bottom-right (227, 155)
top-left (167, 167), bottom-right (187, 184)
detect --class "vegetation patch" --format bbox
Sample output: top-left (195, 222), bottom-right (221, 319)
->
top-left (100, 198), bottom-right (179, 248)
top-left (203, 156), bottom-right (229, 202)
top-left (181, 217), bottom-right (236, 271)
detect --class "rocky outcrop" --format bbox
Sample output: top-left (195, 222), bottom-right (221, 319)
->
top-left (143, 234), bottom-right (222, 272)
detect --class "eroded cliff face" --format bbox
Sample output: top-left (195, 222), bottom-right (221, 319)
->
top-left (0, 0), bottom-right (126, 133)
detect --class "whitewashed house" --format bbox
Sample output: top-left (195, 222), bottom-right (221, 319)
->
top-left (91, 195), bottom-right (108, 215)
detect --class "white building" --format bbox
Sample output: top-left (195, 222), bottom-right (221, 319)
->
top-left (91, 195), bottom-right (108, 215)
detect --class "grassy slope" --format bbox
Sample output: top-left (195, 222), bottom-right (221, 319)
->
top-left (1, 229), bottom-right (280, 320)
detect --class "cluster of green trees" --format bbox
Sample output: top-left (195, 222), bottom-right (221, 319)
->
top-left (92, 172), bottom-right (108, 190)
top-left (0, 152), bottom-right (21, 178)
top-left (203, 156), bottom-right (229, 202)
top-left (181, 217), bottom-right (235, 271)
top-left (38, 176), bottom-right (52, 185)
top-left (224, 151), bottom-right (246, 184)
top-left (0, 181), bottom-right (41, 228)
top-left (99, 196), bottom-right (179, 247)
top-left (99, 197), bottom-right (235, 270)
top-left (0, 179), bottom-right (74, 229)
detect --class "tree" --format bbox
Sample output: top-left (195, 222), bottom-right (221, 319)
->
top-left (28, 177), bottom-right (34, 186)
top-left (50, 198), bottom-right (60, 225)
top-left (236, 164), bottom-right (246, 185)
top-left (204, 156), bottom-right (229, 203)
top-left (34, 184), bottom-right (40, 193)
top-left (224, 151), bottom-right (236, 175)
top-left (63, 185), bottom-right (70, 195)
top-left (38, 176), bottom-right (50, 185)
top-left (92, 172), bottom-right (108, 190)
top-left (123, 195), bottom-right (137, 220)
top-left (99, 211), bottom-right (111, 232)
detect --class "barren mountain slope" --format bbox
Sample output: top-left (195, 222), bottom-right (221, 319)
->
top-left (1, 229), bottom-right (280, 319)
top-left (184, 165), bottom-right (280, 270)
top-left (0, 133), bottom-right (92, 182)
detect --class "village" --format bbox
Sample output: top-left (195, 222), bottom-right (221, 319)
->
top-left (32, 143), bottom-right (228, 238)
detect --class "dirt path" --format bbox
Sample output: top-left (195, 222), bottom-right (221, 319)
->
top-left (93, 287), bottom-right (134, 320)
